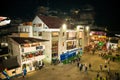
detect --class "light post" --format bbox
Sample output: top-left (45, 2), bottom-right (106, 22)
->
top-left (62, 24), bottom-right (67, 31)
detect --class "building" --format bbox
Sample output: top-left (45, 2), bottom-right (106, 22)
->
top-left (89, 26), bottom-right (107, 51)
top-left (9, 15), bottom-right (86, 64)
top-left (32, 15), bottom-right (85, 63)
top-left (8, 37), bottom-right (48, 72)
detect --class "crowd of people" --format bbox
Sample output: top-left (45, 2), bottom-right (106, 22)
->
top-left (75, 54), bottom-right (119, 80)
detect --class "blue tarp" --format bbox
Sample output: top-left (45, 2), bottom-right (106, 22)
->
top-left (60, 51), bottom-right (76, 61)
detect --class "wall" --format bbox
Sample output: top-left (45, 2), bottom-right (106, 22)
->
top-left (42, 31), bottom-right (52, 63)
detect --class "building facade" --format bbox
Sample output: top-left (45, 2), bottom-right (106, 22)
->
top-left (8, 37), bottom-right (47, 72)
top-left (32, 15), bottom-right (85, 63)
top-left (9, 15), bottom-right (87, 64)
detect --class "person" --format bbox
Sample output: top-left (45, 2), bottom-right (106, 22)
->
top-left (77, 61), bottom-right (79, 67)
top-left (96, 72), bottom-right (100, 78)
top-left (2, 68), bottom-right (10, 80)
top-left (88, 63), bottom-right (91, 70)
top-left (22, 68), bottom-right (27, 78)
top-left (38, 60), bottom-right (44, 70)
top-left (79, 63), bottom-right (83, 71)
top-left (84, 66), bottom-right (88, 74)
top-left (107, 58), bottom-right (110, 64)
top-left (107, 67), bottom-right (110, 75)
top-left (100, 64), bottom-right (103, 71)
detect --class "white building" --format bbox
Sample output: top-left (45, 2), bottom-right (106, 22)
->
top-left (32, 15), bottom-right (85, 63)
top-left (8, 37), bottom-right (48, 72)
top-left (10, 15), bottom-right (87, 64)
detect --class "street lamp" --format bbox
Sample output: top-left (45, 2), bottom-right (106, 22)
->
top-left (86, 26), bottom-right (90, 32)
top-left (62, 24), bottom-right (67, 31)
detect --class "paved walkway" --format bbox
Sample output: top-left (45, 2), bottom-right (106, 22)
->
top-left (11, 53), bottom-right (120, 80)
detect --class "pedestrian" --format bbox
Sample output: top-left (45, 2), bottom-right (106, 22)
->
top-left (96, 72), bottom-right (100, 78)
top-left (99, 76), bottom-right (103, 80)
top-left (107, 58), bottom-right (110, 64)
top-left (2, 68), bottom-right (10, 80)
top-left (104, 64), bottom-right (107, 68)
top-left (83, 64), bottom-right (85, 71)
top-left (79, 63), bottom-right (83, 71)
top-left (38, 60), bottom-right (43, 70)
top-left (100, 64), bottom-right (103, 71)
top-left (88, 63), bottom-right (91, 70)
top-left (22, 68), bottom-right (27, 78)
top-left (115, 72), bottom-right (119, 80)
top-left (84, 66), bottom-right (88, 74)
top-left (107, 67), bottom-right (110, 75)
top-left (83, 64), bottom-right (87, 72)
top-left (77, 57), bottom-right (80, 62)
top-left (77, 61), bottom-right (79, 67)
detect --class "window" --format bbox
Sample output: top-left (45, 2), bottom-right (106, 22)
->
top-left (52, 32), bottom-right (59, 37)
top-left (33, 31), bottom-right (37, 36)
top-left (63, 32), bottom-right (64, 36)
top-left (38, 32), bottom-right (42, 36)
top-left (38, 23), bottom-right (42, 27)
top-left (67, 32), bottom-right (76, 39)
top-left (67, 41), bottom-right (76, 50)
top-left (33, 24), bottom-right (36, 27)
top-left (19, 28), bottom-right (22, 32)
top-left (78, 32), bottom-right (82, 38)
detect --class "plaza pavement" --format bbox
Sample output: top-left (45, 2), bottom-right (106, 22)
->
top-left (11, 53), bottom-right (120, 80)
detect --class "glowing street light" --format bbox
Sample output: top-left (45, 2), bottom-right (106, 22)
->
top-left (62, 24), bottom-right (67, 30)
top-left (86, 26), bottom-right (90, 31)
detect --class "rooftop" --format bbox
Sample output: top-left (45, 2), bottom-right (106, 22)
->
top-left (11, 37), bottom-right (49, 44)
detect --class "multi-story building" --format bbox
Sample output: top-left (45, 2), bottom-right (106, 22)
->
top-left (9, 15), bottom-right (87, 64)
top-left (32, 15), bottom-right (85, 63)
top-left (8, 37), bottom-right (48, 72)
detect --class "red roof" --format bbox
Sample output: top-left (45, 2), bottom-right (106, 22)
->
top-left (38, 15), bottom-right (65, 28)
top-left (0, 17), bottom-right (7, 21)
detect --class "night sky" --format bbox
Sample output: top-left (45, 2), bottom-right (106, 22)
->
top-left (0, 0), bottom-right (120, 31)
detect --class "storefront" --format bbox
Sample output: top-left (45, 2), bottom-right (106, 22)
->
top-left (21, 46), bottom-right (45, 72)
top-left (89, 31), bottom-right (107, 50)
top-left (60, 49), bottom-right (79, 64)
